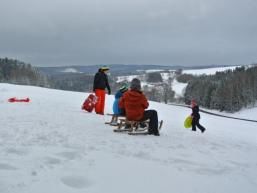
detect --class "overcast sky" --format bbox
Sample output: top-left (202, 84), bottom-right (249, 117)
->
top-left (0, 0), bottom-right (257, 67)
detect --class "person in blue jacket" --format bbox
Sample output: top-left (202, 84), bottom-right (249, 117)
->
top-left (111, 85), bottom-right (128, 125)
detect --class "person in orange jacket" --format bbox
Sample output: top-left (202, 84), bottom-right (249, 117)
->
top-left (93, 66), bottom-right (111, 115)
top-left (119, 78), bottom-right (160, 136)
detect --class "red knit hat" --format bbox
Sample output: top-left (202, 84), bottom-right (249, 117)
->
top-left (191, 99), bottom-right (197, 107)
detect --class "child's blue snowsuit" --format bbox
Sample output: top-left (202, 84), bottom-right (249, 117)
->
top-left (113, 90), bottom-right (125, 115)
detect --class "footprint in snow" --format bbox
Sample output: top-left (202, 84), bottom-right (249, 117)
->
top-left (60, 176), bottom-right (92, 189)
top-left (56, 151), bottom-right (80, 160)
top-left (43, 157), bottom-right (62, 165)
top-left (5, 147), bottom-right (28, 156)
top-left (0, 181), bottom-right (7, 193)
top-left (0, 163), bottom-right (18, 170)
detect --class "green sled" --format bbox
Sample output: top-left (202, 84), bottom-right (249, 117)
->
top-left (184, 116), bottom-right (192, 128)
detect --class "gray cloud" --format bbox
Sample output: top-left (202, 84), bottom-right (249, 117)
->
top-left (0, 0), bottom-right (257, 66)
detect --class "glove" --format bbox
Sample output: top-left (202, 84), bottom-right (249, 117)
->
top-left (108, 89), bottom-right (111, 95)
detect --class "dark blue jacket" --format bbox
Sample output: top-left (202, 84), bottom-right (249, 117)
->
top-left (93, 70), bottom-right (110, 92)
top-left (191, 105), bottom-right (200, 120)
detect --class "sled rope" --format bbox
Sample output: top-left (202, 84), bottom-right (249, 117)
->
top-left (169, 103), bottom-right (257, 123)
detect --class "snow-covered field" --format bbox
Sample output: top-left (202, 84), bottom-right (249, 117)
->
top-left (61, 68), bottom-right (82, 73)
top-left (172, 79), bottom-right (187, 98)
top-left (182, 66), bottom-right (241, 75)
top-left (0, 83), bottom-right (257, 193)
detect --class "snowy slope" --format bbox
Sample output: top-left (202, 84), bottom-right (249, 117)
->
top-left (0, 83), bottom-right (257, 193)
top-left (172, 79), bottom-right (187, 98)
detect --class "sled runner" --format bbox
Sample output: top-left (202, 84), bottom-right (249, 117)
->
top-left (128, 120), bottom-right (163, 135)
top-left (113, 118), bottom-right (150, 132)
top-left (105, 113), bottom-right (125, 126)
top-left (82, 94), bottom-right (98, 112)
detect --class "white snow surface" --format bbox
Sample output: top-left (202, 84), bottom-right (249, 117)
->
top-left (172, 79), bottom-right (187, 98)
top-left (61, 68), bottom-right (82, 73)
top-left (116, 75), bottom-right (139, 83)
top-left (0, 83), bottom-right (257, 193)
top-left (183, 66), bottom-right (241, 75)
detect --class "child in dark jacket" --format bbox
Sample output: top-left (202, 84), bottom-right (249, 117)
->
top-left (191, 100), bottom-right (206, 133)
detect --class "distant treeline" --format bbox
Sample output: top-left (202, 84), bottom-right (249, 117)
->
top-left (49, 73), bottom-right (94, 92)
top-left (1, 57), bottom-right (257, 112)
top-left (184, 65), bottom-right (257, 112)
top-left (0, 57), bottom-right (113, 93)
top-left (0, 58), bottom-right (49, 87)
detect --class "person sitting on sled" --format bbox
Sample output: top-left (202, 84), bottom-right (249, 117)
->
top-left (191, 99), bottom-right (206, 133)
top-left (119, 78), bottom-right (160, 136)
top-left (110, 84), bottom-right (128, 126)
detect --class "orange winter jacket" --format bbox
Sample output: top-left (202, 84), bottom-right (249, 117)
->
top-left (119, 89), bottom-right (149, 121)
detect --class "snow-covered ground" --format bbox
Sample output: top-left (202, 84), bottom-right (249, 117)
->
top-left (200, 105), bottom-right (257, 120)
top-left (61, 68), bottom-right (82, 73)
top-left (182, 66), bottom-right (241, 76)
top-left (0, 83), bottom-right (257, 193)
top-left (172, 79), bottom-right (187, 98)
top-left (116, 75), bottom-right (140, 83)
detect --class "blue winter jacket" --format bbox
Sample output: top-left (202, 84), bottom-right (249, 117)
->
top-left (113, 91), bottom-right (125, 115)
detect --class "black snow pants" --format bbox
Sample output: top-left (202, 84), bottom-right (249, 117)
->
top-left (192, 118), bottom-right (206, 132)
top-left (140, 110), bottom-right (159, 135)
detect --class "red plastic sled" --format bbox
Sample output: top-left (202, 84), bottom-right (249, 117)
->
top-left (8, 97), bottom-right (30, 103)
top-left (81, 94), bottom-right (98, 112)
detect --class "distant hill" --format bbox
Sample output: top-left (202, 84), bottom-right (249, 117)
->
top-left (38, 64), bottom-right (228, 76)
top-left (38, 64), bottom-right (172, 76)
top-left (0, 58), bottom-right (49, 87)
top-left (4, 57), bottom-right (255, 112)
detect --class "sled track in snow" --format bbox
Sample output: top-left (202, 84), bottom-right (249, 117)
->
top-left (169, 103), bottom-right (257, 123)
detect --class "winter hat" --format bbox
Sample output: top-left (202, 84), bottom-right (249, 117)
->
top-left (119, 84), bottom-right (128, 93)
top-left (130, 78), bottom-right (141, 91)
top-left (100, 65), bottom-right (109, 71)
top-left (191, 99), bottom-right (197, 107)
